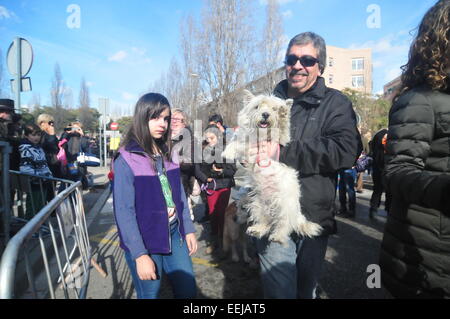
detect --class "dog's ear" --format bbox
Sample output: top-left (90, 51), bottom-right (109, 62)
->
top-left (242, 89), bottom-right (255, 106)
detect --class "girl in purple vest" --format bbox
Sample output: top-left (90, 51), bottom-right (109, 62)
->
top-left (113, 93), bottom-right (198, 299)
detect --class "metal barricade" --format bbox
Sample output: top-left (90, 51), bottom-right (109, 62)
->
top-left (0, 171), bottom-right (92, 299)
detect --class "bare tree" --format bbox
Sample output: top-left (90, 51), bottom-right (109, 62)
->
top-left (179, 15), bottom-right (202, 122)
top-left (64, 87), bottom-right (74, 109)
top-left (50, 63), bottom-right (65, 129)
top-left (78, 77), bottom-right (96, 133)
top-left (28, 93), bottom-right (41, 110)
top-left (79, 77), bottom-right (90, 108)
top-left (259, 0), bottom-right (285, 94)
top-left (193, 0), bottom-right (257, 126)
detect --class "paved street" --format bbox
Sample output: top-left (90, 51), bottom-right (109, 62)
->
top-left (85, 172), bottom-right (393, 299)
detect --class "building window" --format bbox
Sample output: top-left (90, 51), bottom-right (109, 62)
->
top-left (328, 74), bottom-right (333, 84)
top-left (328, 57), bottom-right (334, 67)
top-left (352, 58), bottom-right (364, 71)
top-left (352, 75), bottom-right (364, 88)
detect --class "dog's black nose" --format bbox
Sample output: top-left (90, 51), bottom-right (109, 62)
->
top-left (262, 112), bottom-right (270, 120)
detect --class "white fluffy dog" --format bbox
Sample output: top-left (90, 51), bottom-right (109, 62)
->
top-left (223, 90), bottom-right (322, 245)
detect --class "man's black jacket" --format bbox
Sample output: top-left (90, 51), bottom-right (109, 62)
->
top-left (274, 77), bottom-right (362, 235)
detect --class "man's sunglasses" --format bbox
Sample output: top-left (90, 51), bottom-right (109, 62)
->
top-left (48, 121), bottom-right (55, 126)
top-left (285, 55), bottom-right (319, 67)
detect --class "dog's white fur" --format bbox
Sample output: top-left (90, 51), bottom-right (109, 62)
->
top-left (223, 90), bottom-right (322, 245)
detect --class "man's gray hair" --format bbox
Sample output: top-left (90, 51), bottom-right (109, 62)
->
top-left (286, 32), bottom-right (327, 74)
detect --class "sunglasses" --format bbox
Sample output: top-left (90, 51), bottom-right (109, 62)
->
top-left (285, 55), bottom-right (319, 67)
top-left (48, 121), bottom-right (54, 126)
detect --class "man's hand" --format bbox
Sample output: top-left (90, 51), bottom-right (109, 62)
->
top-left (136, 255), bottom-right (157, 280)
top-left (185, 233), bottom-right (198, 256)
top-left (248, 140), bottom-right (279, 164)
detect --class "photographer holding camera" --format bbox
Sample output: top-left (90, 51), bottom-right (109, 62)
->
top-left (195, 124), bottom-right (236, 255)
top-left (60, 121), bottom-right (90, 188)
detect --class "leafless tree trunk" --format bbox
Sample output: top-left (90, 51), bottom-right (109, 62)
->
top-left (28, 93), bottom-right (41, 110)
top-left (64, 87), bottom-right (74, 109)
top-left (51, 63), bottom-right (65, 129)
top-left (259, 0), bottom-right (285, 94)
top-left (194, 0), bottom-right (257, 126)
top-left (180, 14), bottom-right (202, 122)
top-left (78, 77), bottom-right (94, 131)
top-left (79, 77), bottom-right (90, 108)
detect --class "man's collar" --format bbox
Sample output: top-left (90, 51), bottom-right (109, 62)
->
top-left (274, 77), bottom-right (326, 105)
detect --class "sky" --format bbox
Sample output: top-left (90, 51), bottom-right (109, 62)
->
top-left (0, 0), bottom-right (438, 118)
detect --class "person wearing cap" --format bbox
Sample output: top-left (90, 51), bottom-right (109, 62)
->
top-left (37, 114), bottom-right (62, 178)
top-left (0, 99), bottom-right (15, 139)
top-left (0, 99), bottom-right (21, 171)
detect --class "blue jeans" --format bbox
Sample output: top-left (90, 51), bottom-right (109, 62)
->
top-left (124, 222), bottom-right (197, 299)
top-left (338, 168), bottom-right (356, 213)
top-left (256, 234), bottom-right (329, 299)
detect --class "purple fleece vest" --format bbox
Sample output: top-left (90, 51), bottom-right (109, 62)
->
top-left (117, 143), bottom-right (185, 254)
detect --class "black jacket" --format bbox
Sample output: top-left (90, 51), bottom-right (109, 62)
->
top-left (368, 128), bottom-right (388, 172)
top-left (380, 87), bottom-right (450, 298)
top-left (40, 132), bottom-right (62, 178)
top-left (195, 145), bottom-right (236, 190)
top-left (274, 77), bottom-right (362, 235)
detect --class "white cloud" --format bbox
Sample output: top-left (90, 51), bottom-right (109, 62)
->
top-left (86, 82), bottom-right (94, 87)
top-left (349, 32), bottom-right (410, 56)
top-left (282, 10), bottom-right (293, 19)
top-left (108, 48), bottom-right (151, 65)
top-left (0, 6), bottom-right (15, 19)
top-left (122, 92), bottom-right (137, 101)
top-left (108, 50), bottom-right (128, 62)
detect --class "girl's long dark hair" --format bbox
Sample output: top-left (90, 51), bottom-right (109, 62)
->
top-left (396, 0), bottom-right (450, 98)
top-left (121, 93), bottom-right (172, 160)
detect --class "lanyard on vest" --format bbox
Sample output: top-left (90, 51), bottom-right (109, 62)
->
top-left (154, 156), bottom-right (176, 210)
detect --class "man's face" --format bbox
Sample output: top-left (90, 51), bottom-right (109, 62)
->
top-left (285, 43), bottom-right (322, 97)
top-left (0, 110), bottom-right (12, 121)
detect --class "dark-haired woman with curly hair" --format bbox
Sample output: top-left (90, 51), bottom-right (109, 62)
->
top-left (379, 0), bottom-right (450, 298)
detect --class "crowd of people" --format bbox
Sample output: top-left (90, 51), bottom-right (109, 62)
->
top-left (0, 102), bottom-right (100, 219)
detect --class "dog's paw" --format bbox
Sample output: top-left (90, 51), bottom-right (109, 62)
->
top-left (246, 225), bottom-right (267, 238)
top-left (299, 221), bottom-right (323, 238)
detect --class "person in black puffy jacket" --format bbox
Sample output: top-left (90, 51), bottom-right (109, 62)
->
top-left (379, 0), bottom-right (450, 299)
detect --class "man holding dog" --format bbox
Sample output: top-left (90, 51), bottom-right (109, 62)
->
top-left (255, 32), bottom-right (362, 298)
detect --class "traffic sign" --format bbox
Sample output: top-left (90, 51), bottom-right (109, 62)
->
top-left (7, 38), bottom-right (33, 77)
top-left (110, 122), bottom-right (119, 131)
top-left (10, 78), bottom-right (32, 92)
